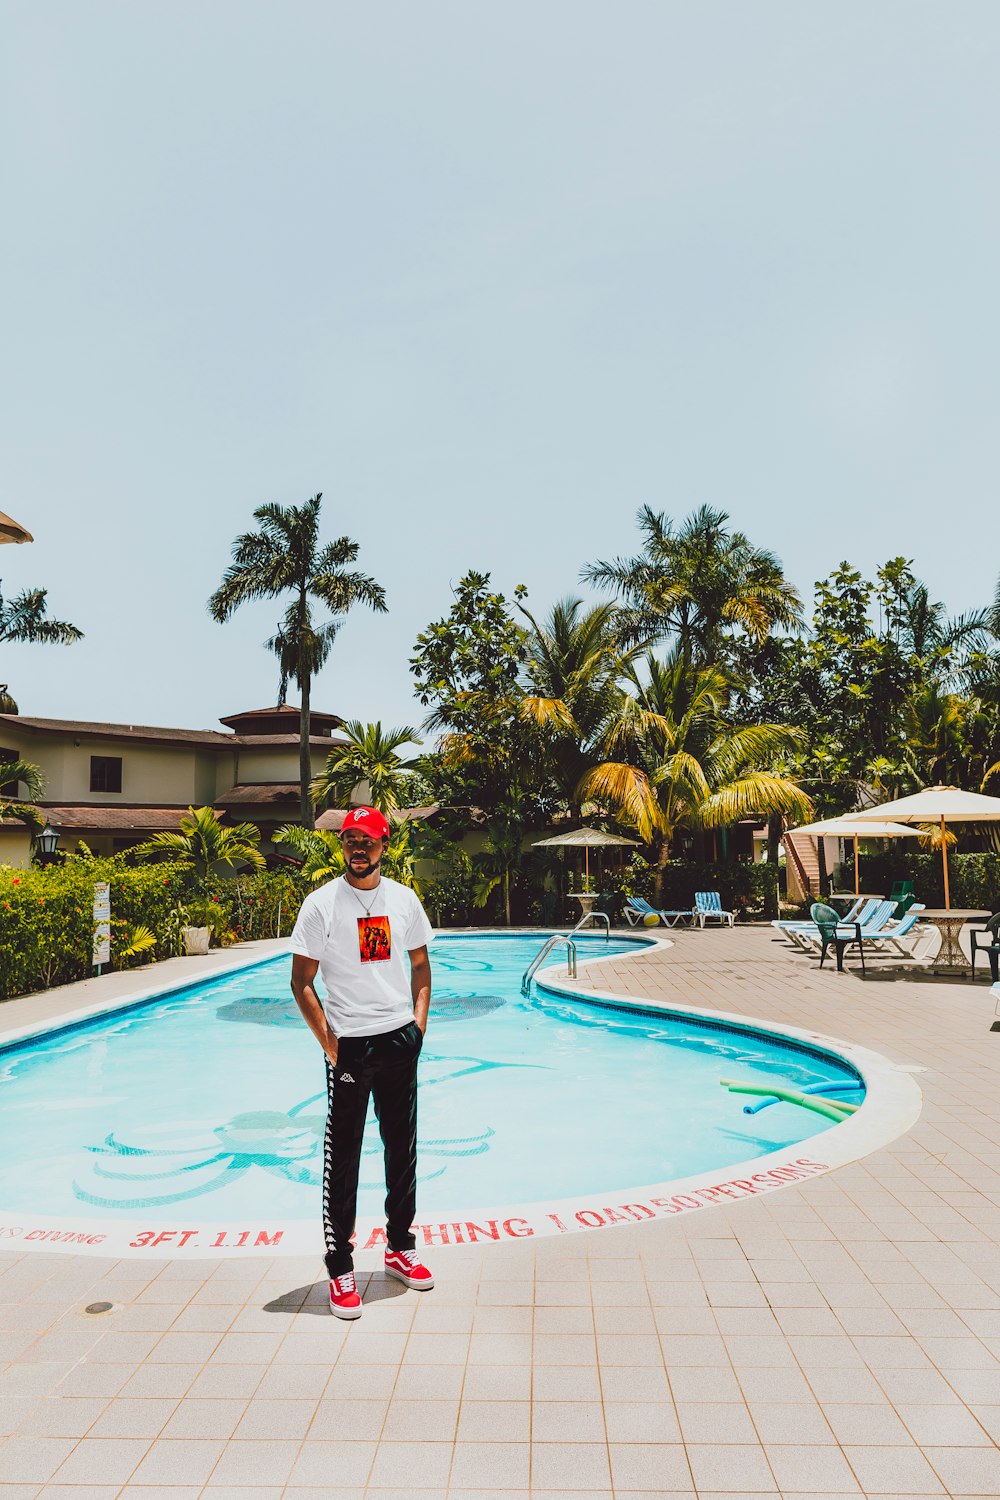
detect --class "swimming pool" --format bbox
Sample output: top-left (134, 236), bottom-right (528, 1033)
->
top-left (0, 931), bottom-right (885, 1256)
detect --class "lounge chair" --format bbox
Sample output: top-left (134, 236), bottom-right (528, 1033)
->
top-left (799, 899), bottom-right (897, 955)
top-left (970, 913), bottom-right (1000, 982)
top-left (624, 896), bottom-right (694, 928)
top-left (812, 902), bottom-right (926, 972)
top-left (694, 891), bottom-right (735, 928)
top-left (847, 904), bottom-right (928, 961)
top-left (773, 897), bottom-right (879, 948)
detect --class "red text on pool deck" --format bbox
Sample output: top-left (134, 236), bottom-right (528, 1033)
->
top-left (0, 1157), bottom-right (831, 1257)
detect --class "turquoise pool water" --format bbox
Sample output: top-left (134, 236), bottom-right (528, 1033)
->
top-left (0, 935), bottom-right (863, 1219)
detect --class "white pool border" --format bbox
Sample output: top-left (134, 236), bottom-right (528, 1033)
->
top-left (0, 932), bottom-right (922, 1259)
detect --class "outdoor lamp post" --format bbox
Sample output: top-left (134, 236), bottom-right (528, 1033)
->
top-left (35, 823), bottom-right (60, 862)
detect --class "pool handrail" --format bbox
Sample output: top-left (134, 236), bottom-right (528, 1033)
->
top-left (571, 910), bottom-right (610, 939)
top-left (521, 934), bottom-right (578, 995)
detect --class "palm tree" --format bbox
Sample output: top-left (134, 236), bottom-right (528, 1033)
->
top-left (0, 757), bottom-right (45, 832)
top-left (887, 577), bottom-right (990, 691)
top-left (0, 584), bottom-right (82, 646)
top-left (274, 817), bottom-right (420, 887)
top-left (311, 721), bottom-right (422, 816)
top-left (583, 505), bottom-right (801, 666)
top-left (134, 806), bottom-right (265, 882)
top-left (579, 653), bottom-right (812, 901)
top-left (517, 597), bottom-right (640, 812)
top-left (208, 494), bottom-right (387, 826)
top-left (273, 824), bottom-right (346, 883)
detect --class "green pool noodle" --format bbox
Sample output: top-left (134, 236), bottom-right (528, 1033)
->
top-left (719, 1078), bottom-right (859, 1123)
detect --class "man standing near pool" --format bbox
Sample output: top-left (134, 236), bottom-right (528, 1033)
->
top-left (290, 806), bottom-right (435, 1319)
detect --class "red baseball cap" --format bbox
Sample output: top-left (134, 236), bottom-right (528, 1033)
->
top-left (340, 806), bottom-right (390, 840)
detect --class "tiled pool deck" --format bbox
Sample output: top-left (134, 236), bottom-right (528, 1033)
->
top-left (3, 926), bottom-right (1000, 1497)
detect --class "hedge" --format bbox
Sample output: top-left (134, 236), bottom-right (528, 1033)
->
top-left (593, 856), bottom-right (779, 922)
top-left (0, 861), bottom-right (311, 1002)
top-left (856, 850), bottom-right (1000, 911)
top-left (1, 850), bottom-right (787, 1002)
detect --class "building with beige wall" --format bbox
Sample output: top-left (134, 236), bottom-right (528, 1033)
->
top-left (0, 704), bottom-right (348, 859)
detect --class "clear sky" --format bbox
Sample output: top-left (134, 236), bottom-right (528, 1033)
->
top-left (2, 1), bottom-right (998, 741)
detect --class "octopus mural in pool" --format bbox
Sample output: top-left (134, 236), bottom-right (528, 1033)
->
top-left (72, 1044), bottom-right (545, 1211)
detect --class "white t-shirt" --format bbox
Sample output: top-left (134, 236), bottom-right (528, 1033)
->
top-left (289, 875), bottom-right (435, 1037)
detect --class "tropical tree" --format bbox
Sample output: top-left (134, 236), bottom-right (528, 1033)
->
top-left (0, 583), bottom-right (82, 647)
top-left (274, 818), bottom-right (420, 888)
top-left (517, 597), bottom-right (640, 812)
top-left (208, 494), bottom-right (387, 826)
top-left (0, 757), bottom-right (45, 832)
top-left (311, 721), bottom-right (422, 816)
top-left (273, 824), bottom-right (346, 883)
top-left (134, 806), bottom-right (265, 882)
top-left (411, 572), bottom-right (552, 922)
top-left (579, 653), bottom-right (812, 901)
top-left (583, 505), bottom-right (801, 666)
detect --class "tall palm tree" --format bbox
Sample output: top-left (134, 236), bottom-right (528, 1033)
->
top-left (0, 584), bottom-right (82, 646)
top-left (579, 653), bottom-right (812, 901)
top-left (0, 757), bottom-right (45, 831)
top-left (517, 597), bottom-right (640, 812)
top-left (311, 721), bottom-right (421, 816)
top-left (208, 494), bottom-right (387, 826)
top-left (135, 806), bottom-right (265, 882)
top-left (583, 505), bottom-right (801, 666)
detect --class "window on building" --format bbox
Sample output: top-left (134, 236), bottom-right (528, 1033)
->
top-left (0, 748), bottom-right (18, 797)
top-left (90, 756), bottom-right (123, 793)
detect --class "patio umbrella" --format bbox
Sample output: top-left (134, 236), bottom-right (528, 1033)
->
top-left (788, 815), bottom-right (920, 896)
top-left (532, 826), bottom-right (640, 892)
top-left (852, 785), bottom-right (1000, 909)
top-left (0, 510), bottom-right (32, 544)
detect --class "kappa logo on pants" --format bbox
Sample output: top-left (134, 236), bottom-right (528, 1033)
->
top-left (338, 1072), bottom-right (356, 1083)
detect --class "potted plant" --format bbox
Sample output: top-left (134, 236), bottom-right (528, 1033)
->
top-left (179, 897), bottom-right (212, 955)
top-left (173, 896), bottom-right (232, 955)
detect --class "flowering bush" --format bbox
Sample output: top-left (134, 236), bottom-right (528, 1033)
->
top-left (0, 860), bottom-right (195, 999)
top-left (0, 862), bottom-right (311, 1000)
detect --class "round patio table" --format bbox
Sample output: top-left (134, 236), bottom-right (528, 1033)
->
top-left (918, 910), bottom-right (990, 973)
top-left (568, 892), bottom-right (600, 923)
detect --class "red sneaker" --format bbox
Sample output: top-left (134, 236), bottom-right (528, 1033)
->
top-left (384, 1248), bottom-right (435, 1290)
top-left (328, 1271), bottom-right (362, 1319)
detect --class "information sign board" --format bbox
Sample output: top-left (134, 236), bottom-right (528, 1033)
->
top-left (93, 882), bottom-right (111, 965)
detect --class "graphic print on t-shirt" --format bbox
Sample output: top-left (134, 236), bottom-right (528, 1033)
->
top-left (357, 915), bottom-right (391, 964)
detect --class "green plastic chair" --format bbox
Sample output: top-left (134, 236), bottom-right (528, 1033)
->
top-left (810, 901), bottom-right (866, 974)
top-left (970, 912), bottom-right (1000, 983)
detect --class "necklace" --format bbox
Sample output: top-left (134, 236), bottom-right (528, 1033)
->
top-left (344, 876), bottom-right (381, 917)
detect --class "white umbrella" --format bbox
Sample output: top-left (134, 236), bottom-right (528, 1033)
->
top-left (532, 826), bottom-right (640, 892)
top-left (852, 785), bottom-right (1000, 908)
top-left (0, 510), bottom-right (32, 544)
top-left (789, 815), bottom-right (920, 896)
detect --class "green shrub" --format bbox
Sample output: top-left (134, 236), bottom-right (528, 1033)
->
top-left (225, 872), bottom-right (307, 942)
top-left (0, 860), bottom-right (197, 999)
top-left (0, 861), bottom-right (314, 1001)
top-left (419, 870), bottom-right (475, 926)
top-left (595, 856), bottom-right (778, 921)
top-left (857, 850), bottom-right (1000, 911)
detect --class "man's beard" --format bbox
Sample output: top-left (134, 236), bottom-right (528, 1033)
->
top-left (346, 851), bottom-right (382, 880)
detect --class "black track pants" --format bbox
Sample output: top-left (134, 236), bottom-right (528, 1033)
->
top-left (322, 1021), bottom-right (422, 1277)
